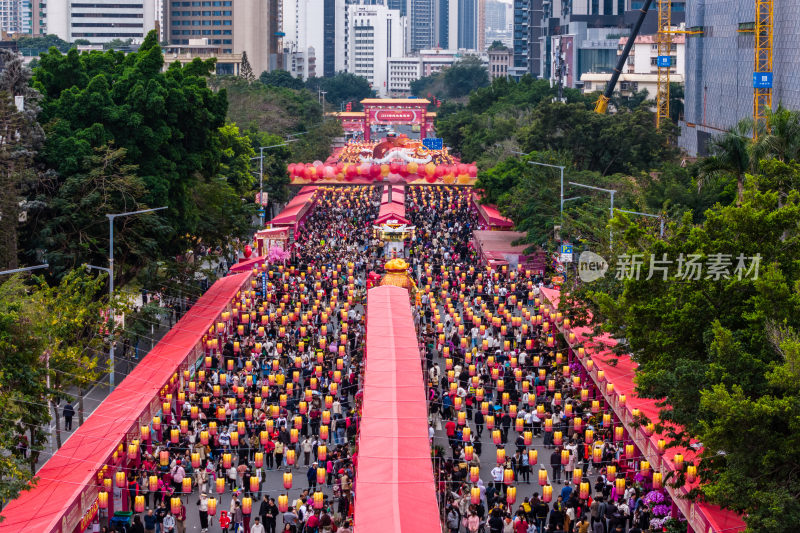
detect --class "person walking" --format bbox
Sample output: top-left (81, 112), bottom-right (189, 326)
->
top-left (63, 402), bottom-right (75, 431)
top-left (197, 493), bottom-right (210, 533)
top-left (260, 496), bottom-right (279, 533)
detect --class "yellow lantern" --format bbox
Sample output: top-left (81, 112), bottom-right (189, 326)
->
top-left (171, 497), bottom-right (182, 514)
top-left (615, 477), bottom-right (625, 494)
top-left (283, 472), bottom-right (293, 489)
top-left (538, 468), bottom-right (548, 486)
top-left (496, 448), bottom-right (506, 464)
top-left (506, 486), bottom-right (517, 504)
top-left (542, 484), bottom-right (553, 502)
top-left (573, 467), bottom-right (582, 485)
top-left (528, 449), bottom-right (537, 465)
top-left (98, 491), bottom-right (109, 509)
top-left (242, 496), bottom-right (253, 515)
top-left (471, 486), bottom-right (481, 504)
top-left (313, 491), bottom-right (324, 509)
top-left (277, 494), bottom-right (288, 513)
top-left (653, 471), bottom-right (663, 489)
top-left (134, 495), bottom-right (145, 512)
top-left (470, 466), bottom-right (480, 483)
top-left (208, 497), bottom-right (218, 516)
top-left (687, 465), bottom-right (697, 483)
top-left (216, 477), bottom-right (225, 494)
top-left (626, 444), bottom-right (635, 460)
top-left (579, 481), bottom-right (589, 499)
top-left (182, 477), bottom-right (191, 493)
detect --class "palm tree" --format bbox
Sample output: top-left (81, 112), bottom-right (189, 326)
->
top-left (752, 105), bottom-right (800, 163)
top-left (697, 119), bottom-right (754, 205)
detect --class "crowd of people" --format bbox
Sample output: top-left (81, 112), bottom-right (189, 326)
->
top-left (97, 183), bottom-right (669, 533)
top-left (103, 187), bottom-right (385, 533)
top-left (403, 187), bottom-right (665, 533)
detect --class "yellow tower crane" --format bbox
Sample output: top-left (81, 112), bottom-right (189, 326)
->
top-left (753, 0), bottom-right (774, 138)
top-left (655, 0), bottom-right (672, 128)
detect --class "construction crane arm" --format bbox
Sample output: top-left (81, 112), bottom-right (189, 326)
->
top-left (595, 0), bottom-right (656, 114)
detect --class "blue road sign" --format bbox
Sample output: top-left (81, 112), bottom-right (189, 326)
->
top-left (423, 138), bottom-right (443, 150)
top-left (560, 244), bottom-right (573, 254)
top-left (657, 56), bottom-right (672, 68)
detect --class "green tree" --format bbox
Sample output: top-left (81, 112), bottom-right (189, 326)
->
top-left (443, 57), bottom-right (490, 98)
top-left (14, 34), bottom-right (72, 55)
top-left (0, 275), bottom-right (49, 502)
top-left (22, 31), bottom-right (229, 277)
top-left (579, 188), bottom-right (800, 532)
top-left (28, 270), bottom-right (112, 448)
top-left (520, 102), bottom-right (676, 175)
top-left (259, 69), bottom-right (305, 90)
top-left (25, 144), bottom-right (166, 282)
top-left (0, 50), bottom-right (43, 271)
top-left (240, 51), bottom-right (255, 81)
top-left (218, 123), bottom-right (256, 195)
top-left (697, 119), bottom-right (754, 205)
top-left (305, 72), bottom-right (374, 110)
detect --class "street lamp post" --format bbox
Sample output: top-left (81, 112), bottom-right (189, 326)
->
top-left (0, 264), bottom-right (49, 276)
top-left (511, 151), bottom-right (566, 216)
top-left (104, 207), bottom-right (167, 389)
top-left (615, 208), bottom-right (665, 238)
top-left (568, 181), bottom-right (617, 247)
top-left (252, 140), bottom-right (299, 225)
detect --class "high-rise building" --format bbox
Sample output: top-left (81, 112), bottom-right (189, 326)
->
top-left (511, 0), bottom-right (530, 76)
top-left (454, 0), bottom-right (484, 50)
top-left (163, 0), bottom-right (274, 75)
top-left (346, 2), bottom-right (404, 95)
top-left (0, 0), bottom-right (32, 35)
top-left (680, 0), bottom-right (800, 156)
top-left (484, 0), bottom-right (505, 30)
top-left (387, 0), bottom-right (406, 16)
top-left (407, 0), bottom-right (435, 51)
top-left (284, 0), bottom-right (346, 79)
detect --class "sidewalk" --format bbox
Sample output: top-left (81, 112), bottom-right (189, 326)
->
top-left (36, 317), bottom-right (173, 471)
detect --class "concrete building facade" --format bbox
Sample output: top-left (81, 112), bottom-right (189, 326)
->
top-left (283, 0), bottom-right (346, 79)
top-left (347, 2), bottom-right (403, 95)
top-left (488, 44), bottom-right (512, 79)
top-left (679, 0), bottom-right (800, 156)
top-left (46, 0), bottom-right (156, 44)
top-left (0, 0), bottom-right (32, 34)
top-left (580, 32), bottom-right (685, 99)
top-left (163, 0), bottom-right (274, 75)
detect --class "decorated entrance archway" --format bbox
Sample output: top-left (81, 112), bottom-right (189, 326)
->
top-left (332, 98), bottom-right (434, 141)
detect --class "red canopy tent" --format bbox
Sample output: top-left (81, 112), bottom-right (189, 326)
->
top-left (539, 287), bottom-right (746, 533)
top-left (0, 272), bottom-right (250, 533)
top-left (355, 286), bottom-right (440, 533)
top-left (374, 200), bottom-right (409, 226)
top-left (268, 187), bottom-right (319, 231)
top-left (472, 193), bottom-right (513, 230)
top-left (472, 230), bottom-right (545, 273)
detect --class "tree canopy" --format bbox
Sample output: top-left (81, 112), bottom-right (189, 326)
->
top-left (411, 56), bottom-right (490, 100)
top-left (19, 31), bottom-right (254, 282)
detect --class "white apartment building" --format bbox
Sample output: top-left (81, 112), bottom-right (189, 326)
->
top-left (47, 0), bottom-right (156, 44)
top-left (580, 32), bottom-right (686, 97)
top-left (346, 3), bottom-right (403, 96)
top-left (283, 0), bottom-right (346, 80)
top-left (387, 55), bottom-right (422, 95)
top-left (0, 0), bottom-right (32, 34)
